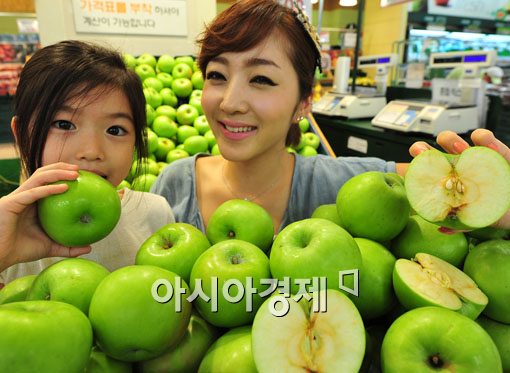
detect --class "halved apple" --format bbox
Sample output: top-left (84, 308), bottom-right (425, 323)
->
top-left (393, 253), bottom-right (488, 319)
top-left (405, 147), bottom-right (510, 230)
top-left (251, 289), bottom-right (365, 373)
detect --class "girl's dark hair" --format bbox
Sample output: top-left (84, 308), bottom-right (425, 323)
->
top-left (197, 0), bottom-right (318, 147)
top-left (13, 40), bottom-right (147, 176)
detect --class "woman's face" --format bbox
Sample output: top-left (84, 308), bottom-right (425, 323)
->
top-left (201, 31), bottom-right (307, 162)
top-left (42, 87), bottom-right (136, 186)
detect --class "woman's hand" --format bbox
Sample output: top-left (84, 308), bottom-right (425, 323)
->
top-left (408, 129), bottom-right (510, 230)
top-left (0, 162), bottom-right (91, 272)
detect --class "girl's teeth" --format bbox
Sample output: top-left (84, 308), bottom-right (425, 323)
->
top-left (225, 125), bottom-right (254, 133)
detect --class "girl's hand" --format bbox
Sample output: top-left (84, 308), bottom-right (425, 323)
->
top-left (409, 129), bottom-right (510, 231)
top-left (0, 162), bottom-right (91, 272)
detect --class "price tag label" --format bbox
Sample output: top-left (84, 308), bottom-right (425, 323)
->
top-left (347, 136), bottom-right (368, 154)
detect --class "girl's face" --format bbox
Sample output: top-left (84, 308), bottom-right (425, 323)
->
top-left (42, 87), bottom-right (136, 187)
top-left (201, 31), bottom-right (308, 162)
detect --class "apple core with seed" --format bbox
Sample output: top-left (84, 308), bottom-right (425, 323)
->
top-left (405, 147), bottom-right (510, 230)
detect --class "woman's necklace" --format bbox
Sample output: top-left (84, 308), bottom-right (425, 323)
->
top-left (221, 161), bottom-right (281, 202)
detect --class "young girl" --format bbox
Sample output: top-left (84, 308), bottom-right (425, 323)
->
top-left (0, 40), bottom-right (174, 284)
top-left (151, 0), bottom-right (510, 233)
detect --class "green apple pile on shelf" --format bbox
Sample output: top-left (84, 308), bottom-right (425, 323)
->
top-left (120, 53), bottom-right (322, 193)
top-left (2, 146), bottom-right (510, 372)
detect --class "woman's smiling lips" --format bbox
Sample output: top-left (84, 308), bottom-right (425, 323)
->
top-left (219, 119), bottom-right (257, 140)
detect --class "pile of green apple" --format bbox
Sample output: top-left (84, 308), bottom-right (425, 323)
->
top-left (120, 52), bottom-right (323, 192)
top-left (2, 146), bottom-right (510, 372)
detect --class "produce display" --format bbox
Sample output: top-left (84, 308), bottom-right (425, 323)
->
top-left (120, 53), bottom-right (323, 192)
top-left (2, 77), bottom-right (510, 371)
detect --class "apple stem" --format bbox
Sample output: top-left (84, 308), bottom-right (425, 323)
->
top-left (231, 255), bottom-right (241, 265)
top-left (228, 231), bottom-right (236, 239)
top-left (428, 354), bottom-right (444, 368)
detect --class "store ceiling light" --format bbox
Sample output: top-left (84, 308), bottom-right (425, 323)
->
top-left (339, 0), bottom-right (357, 6)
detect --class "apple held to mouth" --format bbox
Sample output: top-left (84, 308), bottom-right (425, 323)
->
top-left (88, 265), bottom-right (192, 362)
top-left (206, 199), bottom-right (275, 252)
top-left (381, 307), bottom-right (502, 373)
top-left (136, 222), bottom-right (211, 284)
top-left (0, 274), bottom-right (37, 305)
top-left (251, 289), bottom-right (366, 373)
top-left (0, 300), bottom-right (93, 373)
top-left (37, 170), bottom-right (121, 247)
top-left (270, 218), bottom-right (362, 296)
top-left (393, 253), bottom-right (488, 319)
top-left (405, 147), bottom-right (510, 230)
top-left (198, 325), bottom-right (257, 373)
top-left (189, 239), bottom-right (271, 328)
top-left (463, 239), bottom-right (510, 324)
top-left (337, 171), bottom-right (410, 242)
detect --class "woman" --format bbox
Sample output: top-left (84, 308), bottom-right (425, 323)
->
top-left (151, 0), bottom-right (510, 233)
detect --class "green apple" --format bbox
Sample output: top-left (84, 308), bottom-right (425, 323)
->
top-left (299, 145), bottom-right (318, 157)
top-left (189, 239), bottom-right (271, 328)
top-left (176, 103), bottom-right (199, 126)
top-left (298, 117), bottom-right (310, 132)
top-left (156, 54), bottom-right (176, 74)
top-left (463, 239), bottom-right (510, 323)
top-left (160, 87), bottom-right (178, 107)
top-left (191, 70), bottom-right (204, 90)
top-left (135, 63), bottom-right (156, 81)
top-left (166, 149), bottom-right (190, 164)
top-left (468, 226), bottom-right (510, 242)
top-left (122, 53), bottom-right (137, 69)
top-left (136, 222), bottom-right (211, 284)
top-left (287, 146), bottom-right (297, 154)
top-left (38, 170), bottom-right (121, 247)
top-left (351, 237), bottom-right (397, 321)
top-left (172, 62), bottom-right (193, 79)
top-left (26, 258), bottom-right (109, 315)
top-left (143, 87), bottom-right (163, 109)
top-left (190, 89), bottom-right (202, 100)
top-left (175, 56), bottom-right (195, 70)
top-left (0, 300), bottom-right (93, 373)
top-left (405, 147), bottom-right (510, 230)
top-left (136, 53), bottom-right (157, 68)
top-left (198, 325), bottom-right (257, 373)
top-left (176, 125), bottom-right (199, 144)
top-left (157, 162), bottom-right (168, 174)
top-left (171, 78), bottom-right (193, 98)
top-left (391, 214), bottom-right (469, 267)
top-left (211, 143), bottom-right (221, 155)
top-left (146, 128), bottom-right (159, 154)
top-left (116, 179), bottom-right (130, 190)
top-left (393, 253), bottom-right (488, 319)
top-left (146, 104), bottom-right (156, 127)
top-left (189, 96), bottom-right (204, 115)
top-left (0, 274), bottom-right (36, 305)
top-left (154, 137), bottom-right (176, 161)
top-left (183, 135), bottom-right (209, 155)
top-left (193, 115), bottom-right (210, 135)
top-left (477, 316), bottom-right (510, 371)
top-left (270, 218), bottom-right (362, 296)
top-left (252, 289), bottom-right (366, 372)
top-left (143, 76), bottom-right (164, 92)
top-left (155, 104), bottom-right (176, 121)
top-left (156, 72), bottom-right (173, 89)
top-left (206, 199), bottom-right (274, 252)
top-left (88, 265), bottom-right (192, 362)
top-left (152, 115), bottom-right (178, 139)
top-left (131, 173), bottom-right (158, 192)
top-left (86, 346), bottom-right (132, 373)
top-left (141, 313), bottom-right (219, 373)
top-left (337, 171), bottom-right (410, 242)
top-left (381, 306), bottom-right (502, 373)
top-left (310, 203), bottom-right (344, 227)
top-left (301, 131), bottom-right (320, 149)
top-left (204, 130), bottom-right (217, 149)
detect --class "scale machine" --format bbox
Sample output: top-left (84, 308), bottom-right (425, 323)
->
top-left (371, 50), bottom-right (497, 136)
top-left (312, 54), bottom-right (398, 119)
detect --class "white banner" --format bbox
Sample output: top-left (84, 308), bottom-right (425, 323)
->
top-left (72, 0), bottom-right (188, 36)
